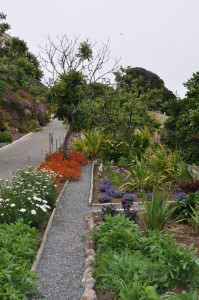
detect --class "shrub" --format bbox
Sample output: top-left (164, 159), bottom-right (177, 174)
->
top-left (120, 158), bottom-right (154, 192)
top-left (101, 205), bottom-right (117, 217)
top-left (99, 137), bottom-right (131, 164)
top-left (145, 146), bottom-right (193, 185)
top-left (72, 130), bottom-right (103, 159)
top-left (20, 119), bottom-right (38, 133)
top-left (0, 131), bottom-right (12, 143)
top-left (93, 214), bottom-right (141, 253)
top-left (39, 151), bottom-right (87, 182)
top-left (190, 203), bottom-right (199, 233)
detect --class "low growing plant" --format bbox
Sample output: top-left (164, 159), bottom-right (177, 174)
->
top-left (0, 221), bottom-right (41, 299)
top-left (39, 151), bottom-right (87, 181)
top-left (0, 167), bottom-right (57, 228)
top-left (171, 192), bottom-right (199, 222)
top-left (93, 215), bottom-right (199, 298)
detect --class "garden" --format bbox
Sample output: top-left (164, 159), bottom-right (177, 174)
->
top-left (0, 150), bottom-right (88, 299)
top-left (72, 128), bottom-right (199, 299)
top-left (0, 16), bottom-right (199, 298)
top-left (0, 129), bottom-right (199, 299)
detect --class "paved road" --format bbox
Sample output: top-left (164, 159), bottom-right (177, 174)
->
top-left (0, 119), bottom-right (66, 179)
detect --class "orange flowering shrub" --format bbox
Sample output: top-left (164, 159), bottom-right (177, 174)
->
top-left (38, 151), bottom-right (88, 182)
top-left (67, 151), bottom-right (88, 166)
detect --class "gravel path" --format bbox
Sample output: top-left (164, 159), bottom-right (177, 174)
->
top-left (34, 163), bottom-right (92, 300)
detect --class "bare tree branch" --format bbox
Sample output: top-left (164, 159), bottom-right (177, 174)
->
top-left (39, 35), bottom-right (120, 85)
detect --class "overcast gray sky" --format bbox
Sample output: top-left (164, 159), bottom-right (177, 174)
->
top-left (1, 0), bottom-right (199, 97)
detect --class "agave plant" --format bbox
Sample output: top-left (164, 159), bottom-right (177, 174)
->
top-left (72, 129), bottom-right (103, 159)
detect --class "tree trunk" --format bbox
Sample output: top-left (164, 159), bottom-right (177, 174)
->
top-left (62, 113), bottom-right (75, 159)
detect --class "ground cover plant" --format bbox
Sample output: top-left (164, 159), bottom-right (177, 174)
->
top-left (39, 151), bottom-right (88, 182)
top-left (0, 221), bottom-right (41, 299)
top-left (92, 214), bottom-right (199, 299)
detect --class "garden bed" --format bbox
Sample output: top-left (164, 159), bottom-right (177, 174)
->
top-left (91, 161), bottom-right (178, 206)
top-left (85, 211), bottom-right (199, 300)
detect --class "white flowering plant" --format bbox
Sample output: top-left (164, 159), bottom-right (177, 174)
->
top-left (0, 167), bottom-right (57, 228)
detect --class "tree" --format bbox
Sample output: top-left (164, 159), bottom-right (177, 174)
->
top-left (0, 12), bottom-right (10, 37)
top-left (0, 35), bottom-right (43, 99)
top-left (40, 35), bottom-right (119, 86)
top-left (41, 35), bottom-right (119, 157)
top-left (49, 70), bottom-right (87, 157)
top-left (77, 88), bottom-right (159, 144)
top-left (162, 71), bottom-right (199, 163)
top-left (114, 66), bottom-right (176, 113)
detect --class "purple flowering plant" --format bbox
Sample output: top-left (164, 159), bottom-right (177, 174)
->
top-left (98, 179), bottom-right (111, 192)
top-left (176, 192), bottom-right (188, 200)
top-left (98, 194), bottom-right (112, 203)
top-left (106, 186), bottom-right (118, 196)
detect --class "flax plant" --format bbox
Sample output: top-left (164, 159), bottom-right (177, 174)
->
top-left (190, 203), bottom-right (199, 234)
top-left (141, 186), bottom-right (175, 232)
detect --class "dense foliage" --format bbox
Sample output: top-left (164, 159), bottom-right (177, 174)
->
top-left (93, 214), bottom-right (199, 299)
top-left (0, 221), bottom-right (40, 299)
top-left (114, 66), bottom-right (176, 113)
top-left (0, 13), bottom-right (49, 138)
top-left (162, 71), bottom-right (199, 164)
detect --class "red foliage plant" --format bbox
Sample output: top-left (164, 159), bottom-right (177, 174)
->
top-left (38, 151), bottom-right (88, 182)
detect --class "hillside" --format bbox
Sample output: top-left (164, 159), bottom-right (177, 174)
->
top-left (0, 15), bottom-right (50, 143)
top-left (0, 89), bottom-right (50, 142)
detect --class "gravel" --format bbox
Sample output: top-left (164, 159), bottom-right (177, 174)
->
top-left (33, 163), bottom-right (92, 300)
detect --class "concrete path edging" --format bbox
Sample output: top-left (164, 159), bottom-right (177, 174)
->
top-left (0, 132), bottom-right (33, 151)
top-left (89, 161), bottom-right (95, 206)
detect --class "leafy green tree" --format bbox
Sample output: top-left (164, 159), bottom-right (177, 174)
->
top-left (0, 12), bottom-right (10, 37)
top-left (78, 88), bottom-right (159, 144)
top-left (0, 33), bottom-right (43, 108)
top-left (49, 70), bottom-right (87, 157)
top-left (162, 71), bottom-right (199, 163)
top-left (114, 66), bottom-right (176, 113)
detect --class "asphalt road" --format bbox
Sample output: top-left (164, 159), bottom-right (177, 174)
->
top-left (0, 119), bottom-right (66, 179)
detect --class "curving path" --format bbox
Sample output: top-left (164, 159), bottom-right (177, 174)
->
top-left (0, 119), bottom-right (66, 179)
